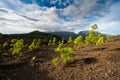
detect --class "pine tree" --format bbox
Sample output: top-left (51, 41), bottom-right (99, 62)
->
top-left (74, 35), bottom-right (83, 44)
top-left (73, 36), bottom-right (83, 50)
top-left (54, 38), bottom-right (64, 52)
top-left (48, 39), bottom-right (52, 46)
top-left (60, 47), bottom-right (73, 64)
top-left (54, 47), bottom-right (74, 65)
top-left (52, 58), bottom-right (58, 66)
top-left (67, 36), bottom-right (73, 44)
top-left (96, 36), bottom-right (104, 45)
top-left (29, 39), bottom-right (41, 50)
top-left (3, 42), bottom-right (9, 50)
top-left (52, 37), bottom-right (57, 45)
top-left (106, 36), bottom-right (113, 42)
top-left (85, 24), bottom-right (98, 44)
top-left (11, 39), bottom-right (17, 44)
top-left (11, 39), bottom-right (25, 59)
top-left (92, 24), bottom-right (98, 30)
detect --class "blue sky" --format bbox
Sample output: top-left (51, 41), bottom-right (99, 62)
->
top-left (0, 0), bottom-right (120, 35)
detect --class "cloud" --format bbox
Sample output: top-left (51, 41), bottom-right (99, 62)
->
top-left (0, 0), bottom-right (120, 34)
top-left (91, 2), bottom-right (120, 34)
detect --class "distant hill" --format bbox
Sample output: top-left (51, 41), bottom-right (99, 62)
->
top-left (0, 30), bottom-right (107, 45)
top-left (48, 31), bottom-right (77, 40)
top-left (48, 30), bottom-right (105, 40)
top-left (0, 31), bottom-right (62, 45)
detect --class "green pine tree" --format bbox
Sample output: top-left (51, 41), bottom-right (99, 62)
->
top-left (96, 36), bottom-right (104, 45)
top-left (85, 24), bottom-right (98, 45)
top-left (3, 41), bottom-right (9, 50)
top-left (52, 37), bottom-right (57, 45)
top-left (11, 39), bottom-right (25, 59)
top-left (74, 35), bottom-right (83, 44)
top-left (29, 39), bottom-right (41, 50)
top-left (67, 36), bottom-right (73, 44)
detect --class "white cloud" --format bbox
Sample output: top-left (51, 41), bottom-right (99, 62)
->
top-left (0, 0), bottom-right (119, 34)
top-left (0, 0), bottom-right (86, 33)
top-left (91, 2), bottom-right (120, 35)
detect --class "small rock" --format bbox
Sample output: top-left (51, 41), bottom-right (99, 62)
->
top-left (104, 73), bottom-right (109, 77)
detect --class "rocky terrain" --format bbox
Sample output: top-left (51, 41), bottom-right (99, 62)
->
top-left (0, 35), bottom-right (120, 80)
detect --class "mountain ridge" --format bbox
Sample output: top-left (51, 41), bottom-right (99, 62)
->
top-left (48, 30), bottom-right (106, 40)
top-left (0, 30), bottom-right (107, 41)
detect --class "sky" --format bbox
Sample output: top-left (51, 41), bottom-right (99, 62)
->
top-left (0, 0), bottom-right (120, 35)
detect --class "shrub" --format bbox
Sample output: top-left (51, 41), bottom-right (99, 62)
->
top-left (1, 52), bottom-right (8, 57)
top-left (48, 39), bottom-right (52, 46)
top-left (106, 36), bottom-right (113, 42)
top-left (61, 38), bottom-right (65, 44)
top-left (85, 36), bottom-right (92, 44)
top-left (67, 36), bottom-right (73, 44)
top-left (11, 39), bottom-right (17, 43)
top-left (52, 58), bottom-right (58, 66)
top-left (10, 39), bottom-right (17, 47)
top-left (60, 47), bottom-right (73, 64)
top-left (3, 42), bottom-right (9, 50)
top-left (74, 45), bottom-right (81, 50)
top-left (96, 36), bottom-right (104, 45)
top-left (85, 24), bottom-right (98, 45)
top-left (31, 56), bottom-right (36, 61)
top-left (73, 36), bottom-right (83, 50)
top-left (85, 31), bottom-right (98, 44)
top-left (54, 47), bottom-right (74, 65)
top-left (54, 38), bottom-right (64, 52)
top-left (74, 35), bottom-right (83, 44)
top-left (29, 39), bottom-right (41, 50)
top-left (11, 39), bottom-right (25, 59)
top-left (52, 37), bottom-right (57, 45)
top-left (55, 47), bottom-right (61, 52)
top-left (48, 37), bottom-right (57, 46)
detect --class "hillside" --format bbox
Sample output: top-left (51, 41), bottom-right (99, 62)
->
top-left (0, 31), bottom-right (62, 45)
top-left (0, 30), bottom-right (105, 46)
top-left (49, 31), bottom-right (105, 40)
top-left (0, 35), bottom-right (120, 80)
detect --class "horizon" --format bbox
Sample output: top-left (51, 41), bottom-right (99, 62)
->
top-left (0, 30), bottom-right (115, 36)
top-left (0, 0), bottom-right (120, 35)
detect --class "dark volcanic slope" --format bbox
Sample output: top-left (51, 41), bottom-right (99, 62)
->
top-left (0, 31), bottom-right (62, 44)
